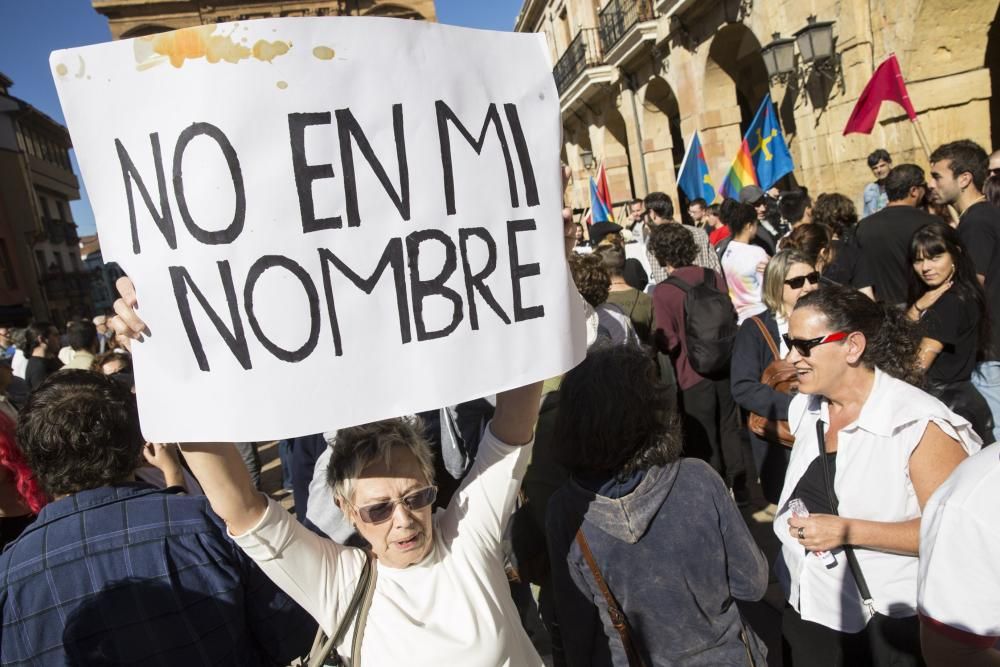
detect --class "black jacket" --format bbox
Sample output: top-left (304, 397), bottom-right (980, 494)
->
top-left (730, 310), bottom-right (792, 421)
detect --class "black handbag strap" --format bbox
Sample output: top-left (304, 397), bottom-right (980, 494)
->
top-left (815, 420), bottom-right (876, 614)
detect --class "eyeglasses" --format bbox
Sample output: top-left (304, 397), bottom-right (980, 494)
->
top-left (782, 331), bottom-right (848, 357)
top-left (346, 485), bottom-right (437, 524)
top-left (784, 272), bottom-right (821, 289)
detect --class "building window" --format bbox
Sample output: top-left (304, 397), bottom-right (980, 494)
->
top-left (35, 250), bottom-right (45, 275)
top-left (54, 252), bottom-right (64, 273)
top-left (0, 240), bottom-right (18, 290)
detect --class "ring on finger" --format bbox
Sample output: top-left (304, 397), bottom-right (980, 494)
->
top-left (797, 527), bottom-right (805, 540)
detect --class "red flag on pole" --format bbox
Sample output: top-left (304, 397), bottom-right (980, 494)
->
top-left (843, 54), bottom-right (918, 135)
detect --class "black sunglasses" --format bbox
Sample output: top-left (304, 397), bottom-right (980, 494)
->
top-left (348, 486), bottom-right (438, 524)
top-left (784, 272), bottom-right (821, 289)
top-left (782, 331), bottom-right (848, 357)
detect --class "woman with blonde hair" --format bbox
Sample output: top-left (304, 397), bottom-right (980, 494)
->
top-left (731, 250), bottom-right (819, 510)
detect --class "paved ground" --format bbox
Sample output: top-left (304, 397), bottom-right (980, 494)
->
top-left (257, 442), bottom-right (785, 666)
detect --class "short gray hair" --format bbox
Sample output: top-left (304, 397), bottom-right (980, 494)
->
top-left (325, 417), bottom-right (436, 504)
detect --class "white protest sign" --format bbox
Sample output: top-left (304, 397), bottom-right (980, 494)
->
top-left (52, 17), bottom-right (585, 442)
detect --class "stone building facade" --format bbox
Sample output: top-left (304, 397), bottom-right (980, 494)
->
top-left (0, 73), bottom-right (91, 326)
top-left (92, 0), bottom-right (436, 40)
top-left (516, 0), bottom-right (1000, 215)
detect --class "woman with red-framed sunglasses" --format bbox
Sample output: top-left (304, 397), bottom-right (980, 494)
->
top-left (773, 285), bottom-right (980, 666)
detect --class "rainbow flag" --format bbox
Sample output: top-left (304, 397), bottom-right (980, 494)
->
top-left (590, 161), bottom-right (615, 222)
top-left (719, 138), bottom-right (758, 200)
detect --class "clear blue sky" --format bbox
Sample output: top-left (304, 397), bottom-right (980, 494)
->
top-left (0, 0), bottom-right (526, 237)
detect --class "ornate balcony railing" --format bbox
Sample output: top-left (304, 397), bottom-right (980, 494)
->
top-left (553, 28), bottom-right (604, 95)
top-left (598, 0), bottom-right (656, 52)
top-left (43, 218), bottom-right (65, 244)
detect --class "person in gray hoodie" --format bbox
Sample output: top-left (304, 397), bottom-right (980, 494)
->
top-left (546, 345), bottom-right (769, 666)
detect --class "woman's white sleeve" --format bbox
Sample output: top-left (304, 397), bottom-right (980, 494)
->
top-left (233, 496), bottom-right (366, 634)
top-left (440, 422), bottom-right (532, 550)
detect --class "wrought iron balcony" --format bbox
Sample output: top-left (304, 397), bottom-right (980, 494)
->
top-left (599, 0), bottom-right (656, 52)
top-left (43, 218), bottom-right (65, 244)
top-left (553, 28), bottom-right (604, 95)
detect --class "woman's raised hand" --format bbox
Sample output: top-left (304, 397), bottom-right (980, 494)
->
top-left (110, 276), bottom-right (147, 352)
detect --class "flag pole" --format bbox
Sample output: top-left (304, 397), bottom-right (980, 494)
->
top-left (911, 116), bottom-right (933, 163)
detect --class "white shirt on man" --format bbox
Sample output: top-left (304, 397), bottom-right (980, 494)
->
top-left (918, 443), bottom-right (1000, 642)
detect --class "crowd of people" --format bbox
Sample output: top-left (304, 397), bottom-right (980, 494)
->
top-left (0, 140), bottom-right (997, 667)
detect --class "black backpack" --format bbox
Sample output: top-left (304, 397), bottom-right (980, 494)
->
top-left (665, 268), bottom-right (738, 376)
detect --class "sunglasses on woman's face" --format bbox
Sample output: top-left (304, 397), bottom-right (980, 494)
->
top-left (784, 272), bottom-right (821, 289)
top-left (351, 486), bottom-right (437, 524)
top-left (782, 331), bottom-right (848, 357)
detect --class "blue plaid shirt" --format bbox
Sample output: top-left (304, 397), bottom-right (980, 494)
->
top-left (0, 483), bottom-right (315, 666)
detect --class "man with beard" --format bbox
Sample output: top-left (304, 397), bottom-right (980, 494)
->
top-left (929, 139), bottom-right (1000, 444)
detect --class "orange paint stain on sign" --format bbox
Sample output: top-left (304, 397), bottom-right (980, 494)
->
top-left (135, 25), bottom-right (292, 69)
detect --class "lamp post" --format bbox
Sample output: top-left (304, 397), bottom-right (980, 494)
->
top-left (761, 33), bottom-right (797, 85)
top-left (760, 17), bottom-right (842, 88)
top-left (794, 15), bottom-right (840, 83)
top-left (795, 16), bottom-right (836, 64)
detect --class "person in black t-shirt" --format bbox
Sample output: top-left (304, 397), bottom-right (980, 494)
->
top-left (905, 223), bottom-right (994, 443)
top-left (929, 139), bottom-right (1000, 443)
top-left (854, 164), bottom-right (939, 306)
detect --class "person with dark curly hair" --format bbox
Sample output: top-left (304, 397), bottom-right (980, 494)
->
top-left (648, 223), bottom-right (747, 500)
top-left (812, 193), bottom-right (857, 239)
top-left (810, 193), bottom-right (874, 296)
top-left (775, 285), bottom-right (979, 666)
top-left (905, 223), bottom-right (994, 444)
top-left (568, 253), bottom-right (638, 347)
top-left (545, 345), bottom-right (768, 665)
top-left (0, 370), bottom-right (316, 665)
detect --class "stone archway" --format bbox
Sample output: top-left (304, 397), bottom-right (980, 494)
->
top-left (363, 3), bottom-right (426, 20)
top-left (640, 76), bottom-right (684, 201)
top-left (593, 105), bottom-right (635, 205)
top-left (708, 23), bottom-right (769, 133)
top-left (700, 23), bottom-right (770, 190)
top-left (120, 24), bottom-right (176, 39)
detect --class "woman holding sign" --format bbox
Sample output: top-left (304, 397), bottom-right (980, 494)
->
top-left (108, 210), bottom-right (579, 666)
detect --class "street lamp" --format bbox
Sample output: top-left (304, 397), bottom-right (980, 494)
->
top-left (794, 15), bottom-right (840, 83)
top-left (580, 148), bottom-right (595, 171)
top-left (761, 33), bottom-right (797, 85)
top-left (794, 16), bottom-right (836, 64)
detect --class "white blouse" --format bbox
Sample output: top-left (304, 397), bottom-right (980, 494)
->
top-left (774, 368), bottom-right (981, 632)
top-left (233, 426), bottom-right (543, 666)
